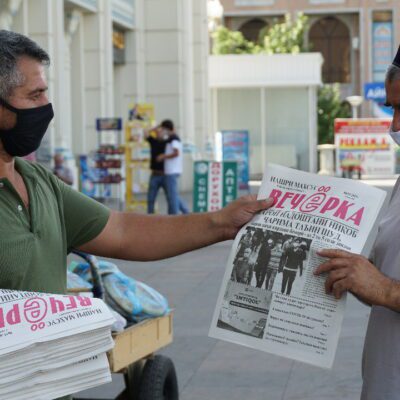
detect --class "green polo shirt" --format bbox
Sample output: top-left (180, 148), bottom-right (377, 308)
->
top-left (0, 159), bottom-right (110, 400)
top-left (0, 157), bottom-right (110, 294)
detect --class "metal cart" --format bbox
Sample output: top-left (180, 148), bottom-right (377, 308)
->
top-left (70, 252), bottom-right (179, 400)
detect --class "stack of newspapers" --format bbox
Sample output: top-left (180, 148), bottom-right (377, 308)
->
top-left (0, 289), bottom-right (115, 400)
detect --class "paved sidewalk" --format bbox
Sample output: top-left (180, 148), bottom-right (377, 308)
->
top-left (75, 242), bottom-right (371, 400)
top-left (75, 179), bottom-right (394, 400)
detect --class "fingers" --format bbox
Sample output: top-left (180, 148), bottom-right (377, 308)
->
top-left (317, 249), bottom-right (354, 258)
top-left (332, 278), bottom-right (351, 299)
top-left (325, 268), bottom-right (348, 294)
top-left (314, 257), bottom-right (354, 275)
top-left (254, 197), bottom-right (274, 211)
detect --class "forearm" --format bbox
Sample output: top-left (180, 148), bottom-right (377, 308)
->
top-left (382, 278), bottom-right (400, 312)
top-left (116, 212), bottom-right (228, 261)
top-left (80, 195), bottom-right (273, 263)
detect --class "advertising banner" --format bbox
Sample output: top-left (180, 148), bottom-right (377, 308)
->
top-left (372, 21), bottom-right (393, 82)
top-left (334, 118), bottom-right (394, 176)
top-left (364, 82), bottom-right (393, 118)
top-left (221, 130), bottom-right (250, 190)
top-left (193, 161), bottom-right (238, 212)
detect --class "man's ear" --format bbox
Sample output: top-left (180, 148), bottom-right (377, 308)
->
top-left (0, 105), bottom-right (17, 130)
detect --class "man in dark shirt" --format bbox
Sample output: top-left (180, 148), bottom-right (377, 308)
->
top-left (145, 124), bottom-right (169, 213)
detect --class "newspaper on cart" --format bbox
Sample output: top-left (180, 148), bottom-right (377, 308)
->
top-left (0, 289), bottom-right (115, 400)
top-left (209, 164), bottom-right (386, 368)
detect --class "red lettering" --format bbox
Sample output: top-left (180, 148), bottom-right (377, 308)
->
top-left (77, 296), bottom-right (92, 307)
top-left (50, 297), bottom-right (65, 314)
top-left (6, 304), bottom-right (21, 325)
top-left (276, 192), bottom-right (294, 209)
top-left (65, 296), bottom-right (77, 310)
top-left (268, 189), bottom-right (282, 204)
top-left (333, 201), bottom-right (355, 220)
top-left (320, 197), bottom-right (340, 214)
top-left (290, 194), bottom-right (306, 209)
top-left (346, 207), bottom-right (364, 226)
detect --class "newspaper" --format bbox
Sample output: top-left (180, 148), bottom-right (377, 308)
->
top-left (209, 164), bottom-right (386, 368)
top-left (0, 289), bottom-right (115, 399)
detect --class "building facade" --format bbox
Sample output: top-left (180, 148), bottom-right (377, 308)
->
top-left (221, 0), bottom-right (399, 113)
top-left (0, 0), bottom-right (209, 166)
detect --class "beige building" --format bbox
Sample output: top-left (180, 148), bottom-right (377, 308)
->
top-left (0, 0), bottom-right (209, 168)
top-left (221, 0), bottom-right (399, 107)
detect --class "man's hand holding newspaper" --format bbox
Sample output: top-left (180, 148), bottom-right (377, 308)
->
top-left (315, 249), bottom-right (395, 308)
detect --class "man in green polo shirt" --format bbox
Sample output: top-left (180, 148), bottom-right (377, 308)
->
top-left (0, 30), bottom-right (273, 399)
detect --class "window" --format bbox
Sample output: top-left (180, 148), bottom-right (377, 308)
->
top-left (309, 16), bottom-right (350, 83)
top-left (113, 28), bottom-right (126, 65)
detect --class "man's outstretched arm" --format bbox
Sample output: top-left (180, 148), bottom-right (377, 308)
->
top-left (78, 196), bottom-right (274, 261)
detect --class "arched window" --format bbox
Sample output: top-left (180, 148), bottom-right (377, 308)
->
top-left (239, 18), bottom-right (268, 43)
top-left (309, 16), bottom-right (351, 83)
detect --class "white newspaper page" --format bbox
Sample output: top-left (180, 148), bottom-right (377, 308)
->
top-left (0, 290), bottom-right (114, 353)
top-left (209, 164), bottom-right (387, 368)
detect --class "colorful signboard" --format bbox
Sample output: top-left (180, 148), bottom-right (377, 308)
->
top-left (96, 118), bottom-right (123, 131)
top-left (334, 118), bottom-right (394, 176)
top-left (221, 130), bottom-right (249, 190)
top-left (372, 22), bottom-right (393, 82)
top-left (193, 161), bottom-right (238, 212)
top-left (364, 82), bottom-right (393, 118)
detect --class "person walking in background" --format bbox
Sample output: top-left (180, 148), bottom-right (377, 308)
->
top-left (145, 124), bottom-right (168, 214)
top-left (156, 119), bottom-right (189, 214)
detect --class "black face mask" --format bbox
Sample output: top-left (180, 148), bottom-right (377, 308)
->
top-left (0, 98), bottom-right (54, 157)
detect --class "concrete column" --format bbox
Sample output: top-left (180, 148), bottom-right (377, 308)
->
top-left (192, 0), bottom-right (209, 153)
top-left (83, 0), bottom-right (114, 152)
top-left (69, 10), bottom-right (87, 155)
top-left (25, 0), bottom-right (66, 165)
top-left (0, 0), bottom-right (23, 30)
top-left (63, 10), bottom-right (82, 152)
top-left (143, 0), bottom-right (183, 132)
top-left (181, 0), bottom-right (195, 145)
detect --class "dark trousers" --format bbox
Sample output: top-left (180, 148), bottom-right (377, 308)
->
top-left (281, 269), bottom-right (297, 295)
top-left (147, 174), bottom-right (168, 214)
top-left (165, 174), bottom-right (189, 215)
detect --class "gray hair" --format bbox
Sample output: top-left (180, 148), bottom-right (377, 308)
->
top-left (386, 64), bottom-right (400, 83)
top-left (0, 30), bottom-right (50, 99)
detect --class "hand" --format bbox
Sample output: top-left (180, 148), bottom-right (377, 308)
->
top-left (213, 195), bottom-right (274, 240)
top-left (156, 154), bottom-right (164, 162)
top-left (314, 249), bottom-right (392, 306)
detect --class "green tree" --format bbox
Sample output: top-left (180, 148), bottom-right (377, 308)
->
top-left (263, 13), bottom-right (309, 54)
top-left (212, 26), bottom-right (262, 55)
top-left (317, 84), bottom-right (351, 144)
top-left (212, 13), bottom-right (309, 55)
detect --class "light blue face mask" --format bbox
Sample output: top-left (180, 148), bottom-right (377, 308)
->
top-left (389, 123), bottom-right (400, 145)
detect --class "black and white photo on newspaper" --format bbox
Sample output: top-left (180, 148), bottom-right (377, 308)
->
top-left (209, 164), bottom-right (386, 368)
